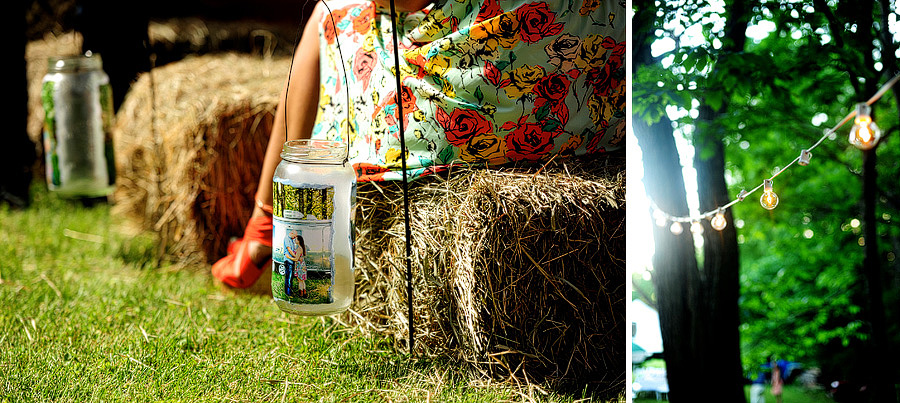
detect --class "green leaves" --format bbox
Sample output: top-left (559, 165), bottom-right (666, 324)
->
top-left (705, 90), bottom-right (724, 112)
top-left (631, 65), bottom-right (694, 124)
top-left (679, 46), bottom-right (711, 73)
top-left (643, 0), bottom-right (900, 380)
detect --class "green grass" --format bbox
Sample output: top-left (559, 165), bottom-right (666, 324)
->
top-left (638, 359), bottom-right (665, 369)
top-left (742, 385), bottom-right (833, 403)
top-left (632, 385), bottom-right (833, 402)
top-left (0, 187), bottom-right (616, 402)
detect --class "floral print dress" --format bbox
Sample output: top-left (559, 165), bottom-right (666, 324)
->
top-left (312, 0), bottom-right (625, 181)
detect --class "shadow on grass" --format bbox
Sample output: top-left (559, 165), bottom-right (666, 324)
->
top-left (330, 338), bottom-right (620, 401)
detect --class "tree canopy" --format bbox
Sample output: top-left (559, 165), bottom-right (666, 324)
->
top-left (632, 0), bottom-right (900, 400)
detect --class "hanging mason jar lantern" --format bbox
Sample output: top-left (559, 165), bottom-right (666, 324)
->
top-left (41, 52), bottom-right (116, 197)
top-left (271, 139), bottom-right (356, 316)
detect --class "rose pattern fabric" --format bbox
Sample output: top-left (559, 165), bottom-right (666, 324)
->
top-left (314, 0), bottom-right (625, 181)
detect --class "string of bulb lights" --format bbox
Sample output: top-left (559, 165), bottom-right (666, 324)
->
top-left (650, 73), bottom-right (900, 236)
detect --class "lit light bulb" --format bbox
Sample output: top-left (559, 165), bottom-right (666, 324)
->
top-left (849, 103), bottom-right (881, 150)
top-left (670, 222), bottom-right (683, 235)
top-left (690, 221), bottom-right (704, 235)
top-left (760, 179), bottom-right (779, 210)
top-left (710, 209), bottom-right (727, 231)
top-left (653, 209), bottom-right (667, 227)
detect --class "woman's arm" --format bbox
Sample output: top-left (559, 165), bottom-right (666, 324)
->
top-left (255, 2), bottom-right (327, 207)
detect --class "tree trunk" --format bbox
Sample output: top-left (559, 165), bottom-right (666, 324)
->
top-left (850, 2), bottom-right (897, 400)
top-left (692, 118), bottom-right (746, 401)
top-left (862, 148), bottom-right (895, 403)
top-left (633, 1), bottom-right (749, 400)
top-left (691, 0), bottom-right (751, 400)
top-left (632, 117), bottom-right (704, 402)
top-left (632, 4), bottom-right (702, 400)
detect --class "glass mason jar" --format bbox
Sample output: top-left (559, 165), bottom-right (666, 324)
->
top-left (272, 139), bottom-right (356, 316)
top-left (41, 52), bottom-right (116, 197)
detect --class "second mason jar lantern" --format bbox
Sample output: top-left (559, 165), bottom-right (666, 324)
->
top-left (271, 139), bottom-right (356, 316)
top-left (41, 52), bottom-right (116, 197)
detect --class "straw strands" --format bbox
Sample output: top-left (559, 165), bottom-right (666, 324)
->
top-left (112, 53), bottom-right (290, 264)
top-left (341, 156), bottom-right (625, 394)
top-left (148, 18), bottom-right (298, 61)
top-left (110, 51), bottom-right (624, 394)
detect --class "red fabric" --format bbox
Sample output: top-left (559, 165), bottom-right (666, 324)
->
top-left (241, 216), bottom-right (273, 246)
top-left (211, 215), bottom-right (272, 288)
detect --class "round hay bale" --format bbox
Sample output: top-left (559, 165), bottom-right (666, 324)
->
top-left (148, 18), bottom-right (298, 64)
top-left (342, 155), bottom-right (625, 395)
top-left (112, 52), bottom-right (290, 265)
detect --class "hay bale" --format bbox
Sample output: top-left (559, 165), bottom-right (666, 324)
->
top-left (112, 53), bottom-right (290, 264)
top-left (107, 47), bottom-right (622, 392)
top-left (342, 155), bottom-right (625, 394)
top-left (148, 18), bottom-right (298, 62)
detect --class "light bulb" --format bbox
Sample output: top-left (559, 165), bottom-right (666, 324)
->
top-left (710, 209), bottom-right (727, 231)
top-left (760, 179), bottom-right (778, 210)
top-left (849, 103), bottom-right (881, 150)
top-left (690, 221), bottom-right (704, 235)
top-left (653, 209), bottom-right (667, 227)
top-left (670, 222), bottom-right (683, 235)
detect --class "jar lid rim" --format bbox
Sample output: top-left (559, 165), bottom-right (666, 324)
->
top-left (281, 139), bottom-right (348, 163)
top-left (47, 53), bottom-right (104, 72)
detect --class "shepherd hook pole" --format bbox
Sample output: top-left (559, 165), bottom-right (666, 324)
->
top-left (388, 0), bottom-right (415, 354)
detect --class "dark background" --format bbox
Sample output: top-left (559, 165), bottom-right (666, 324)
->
top-left (7, 0), bottom-right (316, 208)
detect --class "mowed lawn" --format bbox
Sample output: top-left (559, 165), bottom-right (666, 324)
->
top-left (631, 385), bottom-right (834, 403)
top-left (0, 187), bottom-right (615, 402)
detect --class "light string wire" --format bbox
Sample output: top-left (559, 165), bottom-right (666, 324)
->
top-left (650, 73), bottom-right (900, 225)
